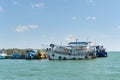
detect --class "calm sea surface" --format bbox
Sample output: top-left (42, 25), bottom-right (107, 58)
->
top-left (0, 52), bottom-right (120, 80)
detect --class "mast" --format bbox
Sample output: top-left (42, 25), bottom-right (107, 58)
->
top-left (76, 38), bottom-right (78, 46)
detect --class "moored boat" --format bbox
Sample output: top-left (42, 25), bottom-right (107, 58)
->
top-left (0, 51), bottom-right (8, 59)
top-left (25, 50), bottom-right (48, 59)
top-left (89, 45), bottom-right (107, 57)
top-left (25, 50), bottom-right (39, 59)
top-left (96, 46), bottom-right (107, 57)
top-left (46, 41), bottom-right (97, 60)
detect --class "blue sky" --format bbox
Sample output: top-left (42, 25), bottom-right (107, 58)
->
top-left (0, 0), bottom-right (120, 51)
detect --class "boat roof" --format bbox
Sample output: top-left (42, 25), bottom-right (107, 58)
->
top-left (68, 42), bottom-right (91, 45)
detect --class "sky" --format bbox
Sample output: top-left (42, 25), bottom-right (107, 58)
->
top-left (0, 0), bottom-right (120, 51)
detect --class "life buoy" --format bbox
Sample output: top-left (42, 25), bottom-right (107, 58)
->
top-left (63, 57), bottom-right (66, 60)
top-left (52, 54), bottom-right (55, 57)
top-left (58, 56), bottom-right (62, 60)
top-left (73, 57), bottom-right (76, 60)
top-left (85, 55), bottom-right (88, 59)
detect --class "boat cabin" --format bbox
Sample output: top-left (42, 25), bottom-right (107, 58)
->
top-left (68, 42), bottom-right (91, 47)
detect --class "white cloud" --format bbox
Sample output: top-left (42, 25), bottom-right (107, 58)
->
top-left (86, 16), bottom-right (96, 20)
top-left (0, 6), bottom-right (3, 12)
top-left (16, 24), bottom-right (39, 32)
top-left (12, 1), bottom-right (18, 5)
top-left (87, 0), bottom-right (95, 3)
top-left (89, 0), bottom-right (94, 3)
top-left (117, 25), bottom-right (120, 29)
top-left (72, 16), bottom-right (77, 20)
top-left (32, 2), bottom-right (45, 8)
top-left (65, 35), bottom-right (76, 42)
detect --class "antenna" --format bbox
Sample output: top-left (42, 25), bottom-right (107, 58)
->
top-left (94, 39), bottom-right (97, 46)
top-left (76, 38), bottom-right (78, 43)
top-left (76, 38), bottom-right (78, 46)
top-left (86, 36), bottom-right (89, 42)
top-left (60, 41), bottom-right (62, 46)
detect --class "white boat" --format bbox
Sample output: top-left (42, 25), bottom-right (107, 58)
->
top-left (46, 41), bottom-right (96, 60)
top-left (0, 51), bottom-right (8, 59)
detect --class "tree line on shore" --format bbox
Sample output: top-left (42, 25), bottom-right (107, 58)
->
top-left (0, 48), bottom-right (41, 55)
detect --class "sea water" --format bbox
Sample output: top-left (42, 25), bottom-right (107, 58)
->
top-left (0, 52), bottom-right (120, 80)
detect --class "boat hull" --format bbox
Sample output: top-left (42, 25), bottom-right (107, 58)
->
top-left (48, 51), bottom-right (92, 60)
top-left (96, 52), bottom-right (108, 57)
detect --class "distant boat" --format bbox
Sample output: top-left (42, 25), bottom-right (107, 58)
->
top-left (95, 46), bottom-right (107, 57)
top-left (87, 45), bottom-right (107, 57)
top-left (25, 50), bottom-right (48, 59)
top-left (25, 50), bottom-right (39, 59)
top-left (0, 51), bottom-right (8, 59)
top-left (46, 41), bottom-right (97, 60)
top-left (12, 53), bottom-right (26, 59)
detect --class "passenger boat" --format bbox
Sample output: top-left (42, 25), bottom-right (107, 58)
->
top-left (46, 41), bottom-right (97, 60)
